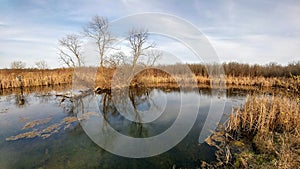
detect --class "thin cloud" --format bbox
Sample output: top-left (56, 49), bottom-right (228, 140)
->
top-left (0, 0), bottom-right (299, 68)
top-left (209, 34), bottom-right (300, 65)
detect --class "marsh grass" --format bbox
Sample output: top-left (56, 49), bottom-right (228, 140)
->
top-left (0, 68), bottom-right (73, 89)
top-left (225, 94), bottom-right (300, 168)
top-left (227, 95), bottom-right (299, 137)
top-left (1, 68), bottom-right (299, 94)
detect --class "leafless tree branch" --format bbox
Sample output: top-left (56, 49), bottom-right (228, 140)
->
top-left (58, 34), bottom-right (83, 68)
top-left (10, 61), bottom-right (26, 69)
top-left (141, 50), bottom-right (162, 67)
top-left (82, 15), bottom-right (115, 68)
top-left (35, 60), bottom-right (49, 69)
top-left (128, 28), bottom-right (155, 71)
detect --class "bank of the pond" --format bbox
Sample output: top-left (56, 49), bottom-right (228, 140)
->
top-left (203, 94), bottom-right (300, 168)
top-left (1, 68), bottom-right (299, 94)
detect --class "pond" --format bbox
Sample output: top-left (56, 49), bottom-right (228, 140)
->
top-left (0, 86), bottom-right (247, 169)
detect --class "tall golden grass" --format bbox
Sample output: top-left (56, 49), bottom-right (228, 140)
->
top-left (227, 94), bottom-right (300, 135)
top-left (0, 68), bottom-right (73, 89)
top-left (226, 94), bottom-right (300, 168)
top-left (0, 68), bottom-right (299, 94)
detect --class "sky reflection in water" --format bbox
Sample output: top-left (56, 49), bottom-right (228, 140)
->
top-left (0, 87), bottom-right (245, 169)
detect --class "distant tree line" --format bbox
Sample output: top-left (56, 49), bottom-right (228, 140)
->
top-left (9, 59), bottom-right (299, 78)
top-left (139, 61), bottom-right (300, 78)
top-left (10, 60), bottom-right (49, 69)
top-left (190, 61), bottom-right (300, 77)
top-left (221, 62), bottom-right (300, 77)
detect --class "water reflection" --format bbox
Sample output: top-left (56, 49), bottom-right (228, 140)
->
top-left (0, 84), bottom-right (72, 96)
top-left (79, 87), bottom-right (156, 138)
top-left (75, 86), bottom-right (221, 158)
top-left (0, 86), bottom-right (247, 168)
top-left (15, 86), bottom-right (25, 106)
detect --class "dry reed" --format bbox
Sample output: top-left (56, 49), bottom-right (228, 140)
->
top-left (226, 94), bottom-right (300, 168)
top-left (1, 68), bottom-right (299, 95)
top-left (0, 68), bottom-right (73, 89)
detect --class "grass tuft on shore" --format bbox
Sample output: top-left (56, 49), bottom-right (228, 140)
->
top-left (225, 94), bottom-right (300, 168)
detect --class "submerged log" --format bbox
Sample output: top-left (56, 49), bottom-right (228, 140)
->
top-left (56, 89), bottom-right (93, 103)
top-left (94, 87), bottom-right (111, 95)
top-left (94, 86), bottom-right (102, 93)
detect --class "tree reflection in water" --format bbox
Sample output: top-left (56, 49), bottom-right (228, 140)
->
top-left (92, 87), bottom-right (157, 138)
top-left (15, 84), bottom-right (25, 106)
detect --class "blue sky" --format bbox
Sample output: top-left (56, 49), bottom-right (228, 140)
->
top-left (0, 0), bottom-right (300, 68)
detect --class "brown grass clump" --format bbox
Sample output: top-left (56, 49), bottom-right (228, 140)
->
top-left (6, 130), bottom-right (40, 141)
top-left (22, 116), bottom-right (52, 130)
top-left (227, 95), bottom-right (300, 136)
top-left (6, 116), bottom-right (79, 141)
top-left (0, 68), bottom-right (73, 89)
top-left (226, 94), bottom-right (300, 168)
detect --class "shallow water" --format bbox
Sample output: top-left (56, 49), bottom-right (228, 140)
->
top-left (0, 86), bottom-right (246, 169)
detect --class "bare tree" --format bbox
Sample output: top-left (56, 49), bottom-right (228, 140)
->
top-left (58, 34), bottom-right (83, 68)
top-left (142, 50), bottom-right (162, 67)
top-left (35, 60), bottom-right (49, 69)
top-left (83, 15), bottom-right (114, 68)
top-left (105, 51), bottom-right (127, 68)
top-left (128, 28), bottom-right (155, 71)
top-left (10, 61), bottom-right (26, 69)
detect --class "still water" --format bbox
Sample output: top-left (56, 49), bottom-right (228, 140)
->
top-left (0, 86), bottom-right (246, 169)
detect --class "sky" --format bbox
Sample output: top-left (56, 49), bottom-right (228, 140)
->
top-left (0, 0), bottom-right (300, 68)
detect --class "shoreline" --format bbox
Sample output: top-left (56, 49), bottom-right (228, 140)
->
top-left (1, 66), bottom-right (299, 93)
top-left (0, 72), bottom-right (298, 94)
